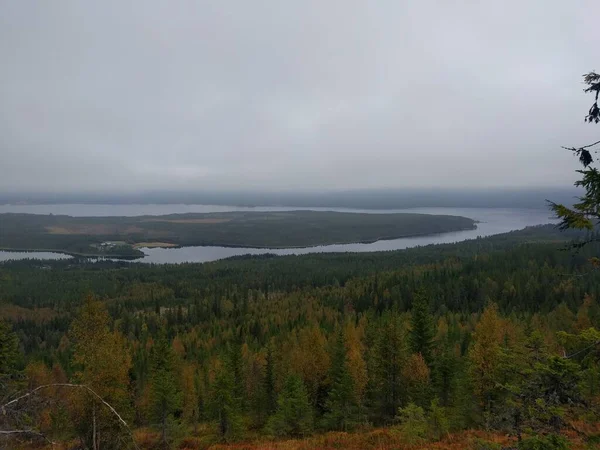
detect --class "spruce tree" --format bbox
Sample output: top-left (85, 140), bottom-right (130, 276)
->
top-left (265, 344), bottom-right (277, 416)
top-left (267, 373), bottom-right (313, 437)
top-left (367, 310), bottom-right (408, 422)
top-left (149, 335), bottom-right (183, 449)
top-left (209, 368), bottom-right (242, 441)
top-left (322, 329), bottom-right (357, 431)
top-left (0, 319), bottom-right (18, 378)
top-left (409, 292), bottom-right (435, 366)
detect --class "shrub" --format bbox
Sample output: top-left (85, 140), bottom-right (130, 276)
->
top-left (518, 434), bottom-right (570, 450)
top-left (396, 403), bottom-right (427, 444)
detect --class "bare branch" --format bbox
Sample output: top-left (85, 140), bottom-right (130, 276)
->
top-left (2, 383), bottom-right (139, 449)
top-left (564, 340), bottom-right (600, 359)
top-left (561, 140), bottom-right (600, 151)
top-left (0, 429), bottom-right (56, 445)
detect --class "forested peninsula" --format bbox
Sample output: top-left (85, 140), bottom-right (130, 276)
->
top-left (0, 211), bottom-right (476, 257)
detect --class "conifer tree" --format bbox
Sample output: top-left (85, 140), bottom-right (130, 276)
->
top-left (229, 341), bottom-right (246, 409)
top-left (468, 303), bottom-right (504, 425)
top-left (267, 373), bottom-right (313, 437)
top-left (149, 335), bottom-right (183, 449)
top-left (322, 329), bottom-right (357, 431)
top-left (409, 291), bottom-right (435, 366)
top-left (0, 319), bottom-right (18, 379)
top-left (367, 311), bottom-right (408, 422)
top-left (264, 344), bottom-right (277, 416)
top-left (209, 367), bottom-right (242, 441)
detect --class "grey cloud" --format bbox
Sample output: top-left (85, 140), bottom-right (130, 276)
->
top-left (1, 1), bottom-right (598, 193)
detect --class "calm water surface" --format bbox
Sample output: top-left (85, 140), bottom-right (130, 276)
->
top-left (0, 205), bottom-right (556, 264)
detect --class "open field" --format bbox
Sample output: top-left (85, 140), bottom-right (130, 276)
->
top-left (0, 211), bottom-right (476, 257)
top-left (132, 241), bottom-right (179, 248)
top-left (144, 218), bottom-right (232, 224)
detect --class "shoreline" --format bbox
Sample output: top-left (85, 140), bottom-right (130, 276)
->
top-left (0, 247), bottom-right (143, 260)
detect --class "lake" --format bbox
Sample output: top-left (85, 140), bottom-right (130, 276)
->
top-left (0, 205), bottom-right (556, 264)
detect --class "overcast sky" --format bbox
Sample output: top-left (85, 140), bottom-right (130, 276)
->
top-left (0, 1), bottom-right (598, 193)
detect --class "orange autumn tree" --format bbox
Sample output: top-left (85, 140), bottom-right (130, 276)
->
top-left (70, 296), bottom-right (133, 450)
top-left (468, 303), bottom-right (504, 419)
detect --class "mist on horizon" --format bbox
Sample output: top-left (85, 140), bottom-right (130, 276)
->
top-left (1, 1), bottom-right (597, 193)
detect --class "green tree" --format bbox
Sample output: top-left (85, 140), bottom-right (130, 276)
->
top-left (409, 292), bottom-right (435, 366)
top-left (0, 319), bottom-right (18, 378)
top-left (427, 398), bottom-right (449, 441)
top-left (148, 335), bottom-right (182, 449)
top-left (322, 329), bottom-right (357, 431)
top-left (208, 368), bottom-right (242, 441)
top-left (367, 311), bottom-right (408, 422)
top-left (264, 344), bottom-right (277, 416)
top-left (396, 403), bottom-right (427, 444)
top-left (551, 72), bottom-right (600, 236)
top-left (528, 357), bottom-right (582, 434)
top-left (267, 373), bottom-right (313, 437)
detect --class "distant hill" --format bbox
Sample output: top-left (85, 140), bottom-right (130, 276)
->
top-left (0, 186), bottom-right (580, 209)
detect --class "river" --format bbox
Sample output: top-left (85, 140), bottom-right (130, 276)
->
top-left (0, 205), bottom-right (556, 264)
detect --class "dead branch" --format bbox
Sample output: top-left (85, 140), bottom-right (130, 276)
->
top-left (1, 383), bottom-right (139, 449)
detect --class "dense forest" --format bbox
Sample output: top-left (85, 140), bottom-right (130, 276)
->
top-left (1, 225), bottom-right (599, 449)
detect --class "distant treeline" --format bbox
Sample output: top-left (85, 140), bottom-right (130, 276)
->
top-left (0, 186), bottom-right (580, 209)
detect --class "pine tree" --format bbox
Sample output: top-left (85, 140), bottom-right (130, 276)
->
top-left (322, 329), bottom-right (357, 431)
top-left (409, 292), bottom-right (435, 366)
top-left (267, 373), bottom-right (313, 437)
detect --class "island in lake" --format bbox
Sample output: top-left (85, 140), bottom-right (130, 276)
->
top-left (0, 211), bottom-right (476, 258)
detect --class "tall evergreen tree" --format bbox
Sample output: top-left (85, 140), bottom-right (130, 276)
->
top-left (264, 344), bottom-right (277, 416)
top-left (149, 335), bottom-right (183, 449)
top-left (267, 373), bottom-right (313, 437)
top-left (367, 311), bottom-right (408, 422)
top-left (229, 341), bottom-right (246, 409)
top-left (208, 367), bottom-right (242, 441)
top-left (322, 329), bottom-right (357, 431)
top-left (409, 292), bottom-right (435, 366)
top-left (0, 319), bottom-right (18, 379)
